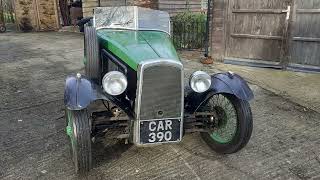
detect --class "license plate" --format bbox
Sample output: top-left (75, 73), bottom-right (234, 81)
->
top-left (139, 119), bottom-right (181, 144)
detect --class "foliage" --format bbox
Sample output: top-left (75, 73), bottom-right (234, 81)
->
top-left (171, 11), bottom-right (207, 50)
top-left (3, 12), bottom-right (15, 23)
top-left (171, 11), bottom-right (206, 23)
top-left (0, 0), bottom-right (15, 23)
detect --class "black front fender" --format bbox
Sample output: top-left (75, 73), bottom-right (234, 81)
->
top-left (211, 72), bottom-right (254, 100)
top-left (185, 72), bottom-right (254, 113)
top-left (64, 75), bottom-right (134, 118)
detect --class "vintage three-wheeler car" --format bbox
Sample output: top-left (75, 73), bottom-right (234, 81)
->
top-left (64, 6), bottom-right (254, 174)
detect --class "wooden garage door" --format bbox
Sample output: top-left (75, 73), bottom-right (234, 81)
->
top-left (290, 0), bottom-right (320, 66)
top-left (226, 0), bottom-right (291, 62)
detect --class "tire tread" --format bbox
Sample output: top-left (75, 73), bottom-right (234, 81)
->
top-left (68, 109), bottom-right (92, 174)
top-left (84, 26), bottom-right (100, 81)
top-left (200, 94), bottom-right (253, 154)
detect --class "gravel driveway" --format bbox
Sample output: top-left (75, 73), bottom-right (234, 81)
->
top-left (0, 32), bottom-right (320, 180)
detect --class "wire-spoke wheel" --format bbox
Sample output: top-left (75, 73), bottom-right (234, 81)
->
top-left (65, 108), bottom-right (92, 174)
top-left (198, 94), bottom-right (253, 154)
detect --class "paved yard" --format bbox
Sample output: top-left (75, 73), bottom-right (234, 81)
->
top-left (0, 32), bottom-right (320, 180)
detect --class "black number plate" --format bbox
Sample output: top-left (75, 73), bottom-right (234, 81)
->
top-left (139, 119), bottom-right (181, 144)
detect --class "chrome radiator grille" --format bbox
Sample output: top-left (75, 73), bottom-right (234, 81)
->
top-left (136, 60), bottom-right (183, 120)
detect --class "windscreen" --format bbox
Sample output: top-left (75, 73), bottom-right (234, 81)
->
top-left (94, 6), bottom-right (170, 34)
top-left (137, 7), bottom-right (170, 33)
top-left (94, 6), bottom-right (136, 30)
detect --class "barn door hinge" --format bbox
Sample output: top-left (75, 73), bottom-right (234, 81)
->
top-left (282, 6), bottom-right (291, 20)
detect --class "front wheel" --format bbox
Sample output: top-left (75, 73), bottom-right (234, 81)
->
top-left (198, 94), bottom-right (253, 154)
top-left (65, 108), bottom-right (92, 174)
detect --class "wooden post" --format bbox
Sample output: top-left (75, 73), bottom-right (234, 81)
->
top-left (53, 0), bottom-right (60, 30)
top-left (280, 1), bottom-right (294, 69)
top-left (34, 0), bottom-right (41, 31)
top-left (12, 0), bottom-right (19, 31)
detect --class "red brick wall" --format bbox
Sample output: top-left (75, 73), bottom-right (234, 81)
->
top-left (210, 0), bottom-right (226, 61)
top-left (132, 0), bottom-right (159, 9)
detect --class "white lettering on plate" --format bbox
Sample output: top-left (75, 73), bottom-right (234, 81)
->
top-left (148, 132), bottom-right (156, 142)
top-left (165, 120), bottom-right (172, 130)
top-left (149, 121), bottom-right (157, 131)
top-left (157, 132), bottom-right (164, 141)
top-left (164, 131), bottom-right (172, 141)
top-left (147, 120), bottom-right (174, 142)
top-left (157, 121), bottom-right (164, 131)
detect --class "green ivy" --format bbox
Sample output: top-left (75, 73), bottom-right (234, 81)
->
top-left (2, 12), bottom-right (15, 23)
top-left (171, 11), bottom-right (206, 22)
top-left (171, 11), bottom-right (207, 50)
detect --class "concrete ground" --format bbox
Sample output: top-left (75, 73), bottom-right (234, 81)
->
top-left (1, 32), bottom-right (320, 180)
top-left (215, 63), bottom-right (320, 114)
top-left (180, 52), bottom-right (320, 113)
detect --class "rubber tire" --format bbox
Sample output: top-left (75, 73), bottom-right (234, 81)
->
top-left (66, 109), bottom-right (92, 174)
top-left (200, 94), bottom-right (253, 154)
top-left (0, 25), bottom-right (6, 33)
top-left (84, 26), bottom-right (101, 82)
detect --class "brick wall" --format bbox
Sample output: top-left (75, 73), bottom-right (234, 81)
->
top-left (210, 0), bottom-right (226, 61)
top-left (83, 0), bottom-right (159, 17)
top-left (132, 0), bottom-right (159, 9)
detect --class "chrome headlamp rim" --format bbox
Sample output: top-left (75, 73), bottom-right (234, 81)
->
top-left (102, 71), bottom-right (128, 96)
top-left (189, 71), bottom-right (212, 93)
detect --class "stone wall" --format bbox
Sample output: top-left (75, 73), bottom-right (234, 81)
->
top-left (14, 0), bottom-right (38, 31)
top-left (14, 0), bottom-right (59, 31)
top-left (37, 0), bottom-right (59, 30)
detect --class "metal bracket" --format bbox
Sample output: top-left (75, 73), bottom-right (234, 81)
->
top-left (282, 6), bottom-right (291, 20)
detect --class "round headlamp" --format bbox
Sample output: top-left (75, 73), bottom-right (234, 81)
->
top-left (102, 71), bottom-right (128, 96)
top-left (189, 71), bottom-right (211, 93)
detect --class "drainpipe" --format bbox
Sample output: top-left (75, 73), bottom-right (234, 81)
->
top-left (204, 0), bottom-right (211, 57)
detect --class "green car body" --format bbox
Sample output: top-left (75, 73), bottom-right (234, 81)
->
top-left (97, 29), bottom-right (180, 71)
top-left (64, 6), bottom-right (254, 174)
